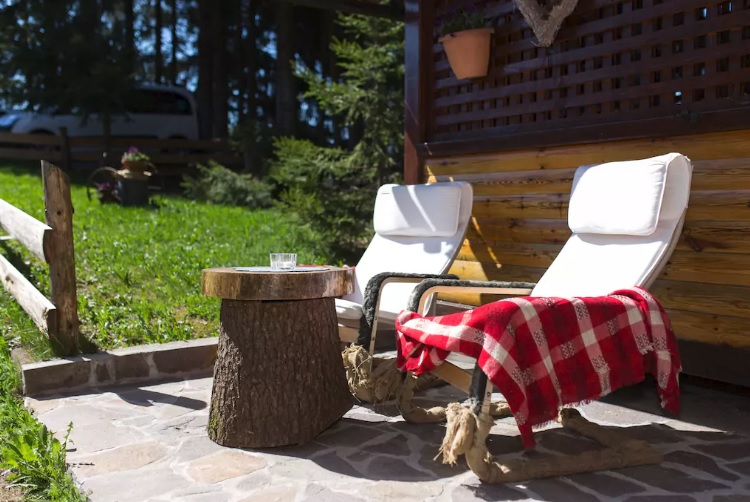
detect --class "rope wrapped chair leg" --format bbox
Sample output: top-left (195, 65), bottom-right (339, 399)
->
top-left (341, 272), bottom-right (460, 403)
top-left (437, 373), bottom-right (663, 483)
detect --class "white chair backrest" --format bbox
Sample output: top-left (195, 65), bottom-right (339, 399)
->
top-left (343, 181), bottom-right (473, 317)
top-left (531, 153), bottom-right (692, 298)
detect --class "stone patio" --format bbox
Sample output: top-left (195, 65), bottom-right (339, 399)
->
top-left (26, 376), bottom-right (750, 502)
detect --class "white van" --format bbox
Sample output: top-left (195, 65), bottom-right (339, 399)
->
top-left (1, 84), bottom-right (199, 140)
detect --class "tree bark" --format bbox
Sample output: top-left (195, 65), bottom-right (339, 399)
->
top-left (208, 298), bottom-right (352, 448)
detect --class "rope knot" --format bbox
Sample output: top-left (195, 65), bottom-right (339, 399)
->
top-left (438, 403), bottom-right (477, 465)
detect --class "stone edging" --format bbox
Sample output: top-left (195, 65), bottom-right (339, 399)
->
top-left (20, 338), bottom-right (218, 397)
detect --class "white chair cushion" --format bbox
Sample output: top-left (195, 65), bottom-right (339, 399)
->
top-left (568, 155), bottom-right (670, 236)
top-left (531, 228), bottom-right (673, 298)
top-left (373, 183), bottom-right (462, 237)
top-left (335, 298), bottom-right (363, 321)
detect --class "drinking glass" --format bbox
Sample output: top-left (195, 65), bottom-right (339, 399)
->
top-left (270, 253), bottom-right (297, 271)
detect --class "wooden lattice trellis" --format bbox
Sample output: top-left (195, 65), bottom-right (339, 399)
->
top-left (430, 0), bottom-right (750, 142)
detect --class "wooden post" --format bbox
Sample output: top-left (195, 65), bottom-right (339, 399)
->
top-left (41, 161), bottom-right (79, 355)
top-left (58, 127), bottom-right (71, 170)
top-left (403, 0), bottom-right (432, 185)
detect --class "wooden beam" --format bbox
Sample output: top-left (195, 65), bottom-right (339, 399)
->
top-left (0, 199), bottom-right (52, 263)
top-left (0, 147), bottom-right (63, 162)
top-left (282, 0), bottom-right (403, 19)
top-left (0, 253), bottom-right (57, 336)
top-left (421, 107), bottom-right (750, 159)
top-left (403, 0), bottom-right (432, 184)
top-left (0, 132), bottom-right (62, 146)
top-left (42, 162), bottom-right (79, 355)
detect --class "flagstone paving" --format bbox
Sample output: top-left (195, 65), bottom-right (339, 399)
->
top-left (26, 377), bottom-right (750, 502)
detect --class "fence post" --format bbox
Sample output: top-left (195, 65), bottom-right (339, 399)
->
top-left (59, 127), bottom-right (71, 170)
top-left (42, 161), bottom-right (79, 355)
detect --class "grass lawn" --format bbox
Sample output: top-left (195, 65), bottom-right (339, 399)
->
top-left (0, 163), bottom-right (327, 359)
top-left (0, 162), bottom-right (328, 501)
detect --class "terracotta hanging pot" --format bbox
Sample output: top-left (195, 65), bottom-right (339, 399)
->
top-left (439, 28), bottom-right (494, 80)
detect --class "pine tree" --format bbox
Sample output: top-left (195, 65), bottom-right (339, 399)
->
top-left (272, 12), bottom-right (404, 263)
top-left (297, 13), bottom-right (404, 184)
top-left (0, 0), bottom-right (135, 123)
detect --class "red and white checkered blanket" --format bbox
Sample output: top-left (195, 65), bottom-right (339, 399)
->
top-left (395, 287), bottom-right (681, 448)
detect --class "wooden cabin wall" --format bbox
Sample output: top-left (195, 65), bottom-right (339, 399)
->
top-left (425, 130), bottom-right (750, 385)
top-left (406, 0), bottom-right (750, 384)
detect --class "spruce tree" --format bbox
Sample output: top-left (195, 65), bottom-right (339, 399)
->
top-left (272, 12), bottom-right (404, 263)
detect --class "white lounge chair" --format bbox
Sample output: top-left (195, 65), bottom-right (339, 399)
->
top-left (335, 181), bottom-right (473, 352)
top-left (398, 152), bottom-right (693, 483)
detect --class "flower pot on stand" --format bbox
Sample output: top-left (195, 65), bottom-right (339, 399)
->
top-left (122, 160), bottom-right (149, 174)
top-left (439, 28), bottom-right (494, 80)
top-left (118, 161), bottom-right (152, 207)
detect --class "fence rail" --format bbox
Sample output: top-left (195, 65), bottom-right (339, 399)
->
top-left (0, 131), bottom-right (239, 175)
top-left (0, 161), bottom-right (79, 354)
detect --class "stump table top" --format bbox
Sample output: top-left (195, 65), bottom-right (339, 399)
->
top-left (201, 266), bottom-right (354, 301)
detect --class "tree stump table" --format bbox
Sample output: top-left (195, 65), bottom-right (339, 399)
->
top-left (201, 266), bottom-right (354, 448)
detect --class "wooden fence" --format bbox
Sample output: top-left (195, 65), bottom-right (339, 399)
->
top-left (0, 131), bottom-right (238, 176)
top-left (0, 161), bottom-right (79, 355)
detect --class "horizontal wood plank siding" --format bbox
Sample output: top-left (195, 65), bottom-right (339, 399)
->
top-left (427, 130), bottom-right (750, 367)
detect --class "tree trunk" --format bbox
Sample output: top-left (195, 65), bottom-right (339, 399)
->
top-left (124, 0), bottom-right (136, 74)
top-left (274, 1), bottom-right (296, 137)
top-left (155, 0), bottom-right (163, 83)
top-left (169, 0), bottom-right (178, 84)
top-left (236, 0), bottom-right (248, 126)
top-left (243, 0), bottom-right (260, 175)
top-left (208, 298), bottom-right (352, 448)
top-left (102, 109), bottom-right (112, 166)
top-left (196, 0), bottom-right (213, 138)
top-left (210, 0), bottom-right (228, 138)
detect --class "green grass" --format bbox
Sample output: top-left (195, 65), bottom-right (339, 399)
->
top-left (0, 162), bottom-right (327, 500)
top-left (0, 337), bottom-right (85, 501)
top-left (0, 164), bottom-right (326, 358)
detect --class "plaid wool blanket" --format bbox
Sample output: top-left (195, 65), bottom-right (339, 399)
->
top-left (395, 287), bottom-right (681, 448)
